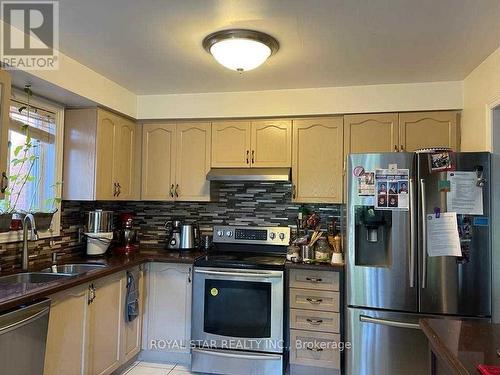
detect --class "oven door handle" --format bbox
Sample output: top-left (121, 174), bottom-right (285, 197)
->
top-left (192, 348), bottom-right (282, 360)
top-left (194, 269), bottom-right (282, 278)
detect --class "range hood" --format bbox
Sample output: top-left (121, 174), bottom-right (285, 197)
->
top-left (206, 168), bottom-right (291, 182)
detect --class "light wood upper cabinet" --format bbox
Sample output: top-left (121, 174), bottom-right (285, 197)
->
top-left (211, 121), bottom-right (251, 167)
top-left (344, 113), bottom-right (399, 156)
top-left (0, 70), bottom-right (11, 200)
top-left (399, 111), bottom-right (460, 151)
top-left (251, 120), bottom-right (292, 167)
top-left (142, 124), bottom-right (176, 200)
top-left (63, 108), bottom-right (139, 200)
top-left (175, 122), bottom-right (211, 201)
top-left (141, 122), bottom-right (211, 201)
top-left (44, 285), bottom-right (88, 375)
top-left (292, 117), bottom-right (344, 203)
top-left (87, 272), bottom-right (125, 375)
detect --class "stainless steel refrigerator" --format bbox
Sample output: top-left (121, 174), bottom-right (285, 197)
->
top-left (346, 152), bottom-right (491, 375)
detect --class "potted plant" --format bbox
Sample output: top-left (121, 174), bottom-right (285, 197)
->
top-left (30, 182), bottom-right (62, 231)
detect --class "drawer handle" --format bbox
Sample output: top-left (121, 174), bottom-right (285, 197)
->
top-left (305, 277), bottom-right (323, 282)
top-left (306, 347), bottom-right (324, 352)
top-left (306, 298), bottom-right (323, 304)
top-left (306, 318), bottom-right (323, 325)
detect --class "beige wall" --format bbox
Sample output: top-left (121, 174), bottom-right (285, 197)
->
top-left (137, 81), bottom-right (463, 120)
top-left (462, 46), bottom-right (500, 151)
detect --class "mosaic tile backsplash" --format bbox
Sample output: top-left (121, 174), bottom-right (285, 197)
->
top-left (0, 182), bottom-right (343, 271)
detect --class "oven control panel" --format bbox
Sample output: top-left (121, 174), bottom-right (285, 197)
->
top-left (213, 225), bottom-right (290, 245)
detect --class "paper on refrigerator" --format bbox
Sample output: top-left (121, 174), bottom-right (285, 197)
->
top-left (446, 171), bottom-right (483, 215)
top-left (426, 212), bottom-right (462, 257)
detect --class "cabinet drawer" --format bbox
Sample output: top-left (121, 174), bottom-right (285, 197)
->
top-left (290, 308), bottom-right (340, 333)
top-left (290, 289), bottom-right (339, 312)
top-left (290, 329), bottom-right (340, 369)
top-left (289, 269), bottom-right (339, 291)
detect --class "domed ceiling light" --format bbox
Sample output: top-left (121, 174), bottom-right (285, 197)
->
top-left (202, 29), bottom-right (279, 72)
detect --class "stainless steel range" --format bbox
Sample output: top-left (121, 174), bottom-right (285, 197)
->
top-left (191, 225), bottom-right (290, 375)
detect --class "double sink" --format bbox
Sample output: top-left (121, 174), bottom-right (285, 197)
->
top-left (0, 263), bottom-right (108, 284)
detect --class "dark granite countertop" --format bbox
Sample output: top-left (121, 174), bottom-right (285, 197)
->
top-left (0, 249), bottom-right (204, 313)
top-left (420, 318), bottom-right (500, 374)
top-left (285, 260), bottom-right (344, 272)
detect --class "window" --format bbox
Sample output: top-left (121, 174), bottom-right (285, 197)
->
top-left (0, 91), bottom-right (64, 242)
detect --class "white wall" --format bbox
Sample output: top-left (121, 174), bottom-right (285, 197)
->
top-left (137, 81), bottom-right (463, 120)
top-left (1, 20), bottom-right (137, 118)
top-left (462, 46), bottom-right (500, 151)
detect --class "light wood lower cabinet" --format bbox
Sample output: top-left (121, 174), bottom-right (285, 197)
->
top-left (44, 285), bottom-right (88, 375)
top-left (289, 268), bottom-right (342, 375)
top-left (87, 272), bottom-right (125, 375)
top-left (142, 263), bottom-right (192, 360)
top-left (44, 269), bottom-right (144, 375)
top-left (123, 266), bottom-right (144, 362)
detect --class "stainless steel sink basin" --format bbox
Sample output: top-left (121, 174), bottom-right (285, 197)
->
top-left (41, 263), bottom-right (108, 275)
top-left (0, 272), bottom-right (73, 284)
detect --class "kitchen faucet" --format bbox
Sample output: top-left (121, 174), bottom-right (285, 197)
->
top-left (22, 214), bottom-right (38, 271)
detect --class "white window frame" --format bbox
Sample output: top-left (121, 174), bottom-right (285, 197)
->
top-left (0, 89), bottom-right (64, 243)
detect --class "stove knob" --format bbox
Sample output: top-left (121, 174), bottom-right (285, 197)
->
top-left (217, 230), bottom-right (224, 237)
top-left (269, 232), bottom-right (276, 240)
top-left (279, 233), bottom-right (286, 241)
top-left (226, 231), bottom-right (233, 237)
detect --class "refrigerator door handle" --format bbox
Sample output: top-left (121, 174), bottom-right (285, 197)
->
top-left (420, 178), bottom-right (427, 289)
top-left (409, 177), bottom-right (415, 288)
top-left (359, 315), bottom-right (421, 330)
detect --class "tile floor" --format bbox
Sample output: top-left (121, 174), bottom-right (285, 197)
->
top-left (121, 361), bottom-right (200, 375)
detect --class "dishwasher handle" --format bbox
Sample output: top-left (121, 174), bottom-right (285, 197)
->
top-left (0, 299), bottom-right (51, 336)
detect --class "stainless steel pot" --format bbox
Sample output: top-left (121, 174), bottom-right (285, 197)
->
top-left (86, 210), bottom-right (113, 233)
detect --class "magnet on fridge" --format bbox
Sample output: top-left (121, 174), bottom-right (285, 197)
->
top-left (438, 180), bottom-right (451, 192)
top-left (388, 164), bottom-right (398, 171)
top-left (434, 207), bottom-right (441, 218)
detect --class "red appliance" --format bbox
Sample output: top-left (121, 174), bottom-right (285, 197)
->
top-left (113, 213), bottom-right (138, 255)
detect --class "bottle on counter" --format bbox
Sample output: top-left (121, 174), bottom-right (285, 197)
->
top-left (314, 236), bottom-right (332, 262)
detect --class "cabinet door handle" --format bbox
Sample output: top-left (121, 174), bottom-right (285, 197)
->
top-left (400, 144), bottom-right (405, 152)
top-left (305, 277), bottom-right (323, 283)
top-left (188, 267), bottom-right (192, 283)
top-left (246, 150), bottom-right (249, 164)
top-left (175, 184), bottom-right (179, 198)
top-left (170, 184), bottom-right (174, 198)
top-left (306, 298), bottom-right (323, 304)
top-left (251, 150), bottom-right (255, 164)
top-left (306, 347), bottom-right (324, 352)
top-left (117, 182), bottom-right (121, 196)
top-left (394, 145), bottom-right (398, 152)
top-left (0, 172), bottom-right (7, 193)
top-left (88, 284), bottom-right (96, 305)
top-left (292, 184), bottom-right (296, 199)
top-left (113, 183), bottom-right (117, 196)
top-left (306, 318), bottom-right (323, 325)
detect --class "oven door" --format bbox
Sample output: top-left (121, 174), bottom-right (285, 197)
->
top-left (192, 267), bottom-right (284, 353)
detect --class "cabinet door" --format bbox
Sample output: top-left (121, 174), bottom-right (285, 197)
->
top-left (88, 273), bottom-right (125, 375)
top-left (144, 263), bottom-right (192, 354)
top-left (123, 267), bottom-right (144, 362)
top-left (211, 121), bottom-right (251, 167)
top-left (399, 111), bottom-right (460, 152)
top-left (251, 120), bottom-right (292, 167)
top-left (44, 285), bottom-right (88, 375)
top-left (95, 110), bottom-right (118, 200)
top-left (114, 117), bottom-right (138, 200)
top-left (344, 113), bottom-right (399, 156)
top-left (141, 124), bottom-right (176, 200)
top-left (0, 70), bottom-right (11, 200)
top-left (175, 122), bottom-right (211, 201)
top-left (292, 117), bottom-right (344, 203)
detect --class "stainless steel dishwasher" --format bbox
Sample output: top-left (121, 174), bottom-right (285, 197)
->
top-left (0, 299), bottom-right (51, 375)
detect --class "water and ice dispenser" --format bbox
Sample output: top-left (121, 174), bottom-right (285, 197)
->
top-left (354, 206), bottom-right (392, 266)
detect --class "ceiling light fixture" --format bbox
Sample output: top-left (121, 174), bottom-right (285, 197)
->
top-left (202, 29), bottom-right (279, 72)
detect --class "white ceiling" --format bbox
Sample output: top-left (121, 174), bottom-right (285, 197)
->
top-left (53, 0), bottom-right (500, 95)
